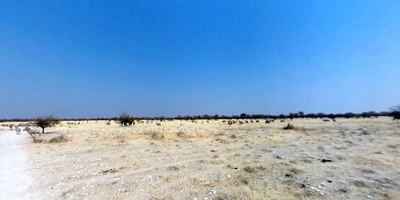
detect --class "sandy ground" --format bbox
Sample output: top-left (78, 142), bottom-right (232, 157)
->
top-left (1, 118), bottom-right (399, 200)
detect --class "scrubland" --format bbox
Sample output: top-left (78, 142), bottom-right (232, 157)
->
top-left (1, 118), bottom-right (399, 200)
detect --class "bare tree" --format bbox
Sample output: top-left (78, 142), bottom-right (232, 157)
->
top-left (35, 115), bottom-right (60, 133)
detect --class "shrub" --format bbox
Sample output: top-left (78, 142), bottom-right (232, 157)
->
top-left (243, 166), bottom-right (256, 173)
top-left (283, 123), bottom-right (295, 130)
top-left (49, 135), bottom-right (68, 143)
top-left (149, 131), bottom-right (164, 140)
top-left (176, 131), bottom-right (186, 138)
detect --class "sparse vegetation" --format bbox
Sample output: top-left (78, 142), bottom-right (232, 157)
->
top-left (48, 135), bottom-right (68, 143)
top-left (243, 165), bottom-right (266, 173)
top-left (148, 131), bottom-right (164, 140)
top-left (2, 116), bottom-right (398, 199)
top-left (243, 166), bottom-right (256, 173)
top-left (30, 134), bottom-right (68, 143)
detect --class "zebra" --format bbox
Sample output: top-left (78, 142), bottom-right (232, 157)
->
top-left (15, 126), bottom-right (22, 135)
top-left (23, 127), bottom-right (41, 137)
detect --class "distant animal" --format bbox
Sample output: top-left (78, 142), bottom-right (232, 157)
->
top-left (323, 119), bottom-right (330, 122)
top-left (156, 123), bottom-right (161, 126)
top-left (15, 126), bottom-right (21, 135)
top-left (24, 127), bottom-right (41, 137)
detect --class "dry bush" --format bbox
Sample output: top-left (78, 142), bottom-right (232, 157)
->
top-left (167, 166), bottom-right (180, 171)
top-left (243, 166), bottom-right (256, 173)
top-left (191, 132), bottom-right (206, 138)
top-left (283, 123), bottom-right (296, 130)
top-left (175, 131), bottom-right (206, 139)
top-left (123, 130), bottom-right (208, 141)
top-left (148, 131), bottom-right (164, 140)
top-left (32, 137), bottom-right (44, 143)
top-left (176, 131), bottom-right (186, 138)
top-left (48, 135), bottom-right (68, 143)
top-left (243, 165), bottom-right (266, 173)
top-left (31, 134), bottom-right (68, 143)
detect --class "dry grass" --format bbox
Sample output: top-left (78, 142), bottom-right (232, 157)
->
top-left (31, 134), bottom-right (68, 143)
top-left (148, 131), bottom-right (164, 140)
top-left (2, 118), bottom-right (398, 200)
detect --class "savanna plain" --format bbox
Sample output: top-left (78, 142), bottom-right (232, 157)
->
top-left (0, 118), bottom-right (399, 200)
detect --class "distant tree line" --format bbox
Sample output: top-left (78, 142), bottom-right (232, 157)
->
top-left (174, 111), bottom-right (391, 121)
top-left (1, 106), bottom-right (399, 122)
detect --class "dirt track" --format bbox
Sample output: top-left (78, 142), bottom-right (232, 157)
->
top-left (1, 118), bottom-right (399, 199)
top-left (0, 129), bottom-right (34, 200)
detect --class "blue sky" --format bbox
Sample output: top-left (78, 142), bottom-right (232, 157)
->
top-left (1, 0), bottom-right (399, 118)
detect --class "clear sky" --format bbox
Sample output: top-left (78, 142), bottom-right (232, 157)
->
top-left (1, 1), bottom-right (399, 118)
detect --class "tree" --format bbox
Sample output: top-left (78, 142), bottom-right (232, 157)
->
top-left (35, 115), bottom-right (60, 133)
top-left (390, 105), bottom-right (400, 121)
top-left (117, 113), bottom-right (135, 126)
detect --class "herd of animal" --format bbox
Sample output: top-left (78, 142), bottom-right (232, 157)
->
top-left (1, 124), bottom-right (41, 137)
top-left (1, 117), bottom-right (338, 137)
